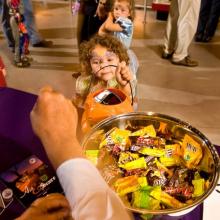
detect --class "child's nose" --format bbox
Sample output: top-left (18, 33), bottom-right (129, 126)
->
top-left (100, 61), bottom-right (109, 69)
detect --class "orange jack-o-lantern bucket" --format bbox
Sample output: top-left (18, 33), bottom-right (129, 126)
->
top-left (81, 88), bottom-right (134, 133)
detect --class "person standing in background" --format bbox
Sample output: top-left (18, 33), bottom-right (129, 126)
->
top-left (195, 0), bottom-right (220, 42)
top-left (162, 0), bottom-right (201, 67)
top-left (7, 0), bottom-right (31, 67)
top-left (76, 0), bottom-right (112, 45)
top-left (0, 0), bottom-right (52, 50)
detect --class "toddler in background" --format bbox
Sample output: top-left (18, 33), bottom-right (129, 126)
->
top-left (7, 0), bottom-right (31, 67)
top-left (73, 34), bottom-right (137, 108)
top-left (98, 0), bottom-right (138, 75)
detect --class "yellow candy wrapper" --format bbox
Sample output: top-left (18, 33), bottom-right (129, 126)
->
top-left (150, 187), bottom-right (185, 208)
top-left (119, 157), bottom-right (147, 170)
top-left (182, 135), bottom-right (203, 169)
top-left (155, 159), bottom-right (173, 177)
top-left (114, 175), bottom-right (140, 196)
top-left (99, 127), bottom-right (131, 148)
top-left (118, 152), bottom-right (139, 167)
top-left (131, 125), bottom-right (156, 137)
top-left (85, 150), bottom-right (99, 165)
top-left (139, 148), bottom-right (165, 157)
top-left (192, 178), bottom-right (205, 197)
top-left (138, 176), bottom-right (148, 189)
top-left (132, 190), bottom-right (160, 209)
top-left (159, 144), bottom-right (182, 167)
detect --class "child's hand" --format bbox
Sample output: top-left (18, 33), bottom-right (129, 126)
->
top-left (115, 61), bottom-right (132, 86)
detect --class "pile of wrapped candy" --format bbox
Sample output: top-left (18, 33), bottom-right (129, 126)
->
top-left (86, 122), bottom-right (213, 211)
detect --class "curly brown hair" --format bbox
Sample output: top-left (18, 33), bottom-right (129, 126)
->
top-left (79, 34), bottom-right (129, 75)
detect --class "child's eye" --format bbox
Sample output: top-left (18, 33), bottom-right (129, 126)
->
top-left (91, 60), bottom-right (99, 65)
top-left (107, 58), bottom-right (114, 62)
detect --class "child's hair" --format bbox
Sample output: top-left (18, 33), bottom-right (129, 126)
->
top-left (112, 0), bottom-right (135, 21)
top-left (79, 34), bottom-right (129, 76)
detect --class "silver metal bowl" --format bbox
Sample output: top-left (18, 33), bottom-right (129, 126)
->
top-left (82, 112), bottom-right (220, 215)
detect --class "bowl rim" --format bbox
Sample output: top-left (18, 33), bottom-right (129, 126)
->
top-left (82, 111), bottom-right (220, 214)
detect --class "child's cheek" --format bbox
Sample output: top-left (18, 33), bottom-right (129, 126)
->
top-left (91, 64), bottom-right (99, 74)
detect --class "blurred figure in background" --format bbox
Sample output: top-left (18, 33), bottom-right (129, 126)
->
top-left (195, 0), bottom-right (220, 42)
top-left (162, 0), bottom-right (201, 67)
top-left (0, 0), bottom-right (52, 51)
top-left (7, 0), bottom-right (31, 67)
top-left (76, 0), bottom-right (112, 45)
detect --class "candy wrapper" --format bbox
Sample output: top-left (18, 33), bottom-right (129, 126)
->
top-left (119, 157), bottom-right (147, 170)
top-left (157, 122), bottom-right (172, 140)
top-left (159, 144), bottom-right (182, 167)
top-left (118, 152), bottom-right (139, 167)
top-left (146, 169), bottom-right (168, 187)
top-left (137, 136), bottom-right (166, 148)
top-left (164, 185), bottom-right (193, 200)
top-left (139, 148), bottom-right (165, 157)
top-left (192, 178), bottom-right (205, 197)
top-left (132, 190), bottom-right (160, 209)
top-left (114, 175), bottom-right (140, 196)
top-left (150, 187), bottom-right (185, 208)
top-left (182, 135), bottom-right (203, 169)
top-left (85, 150), bottom-right (99, 165)
top-left (99, 128), bottom-right (131, 149)
top-left (101, 164), bottom-right (122, 185)
top-left (130, 125), bottom-right (156, 137)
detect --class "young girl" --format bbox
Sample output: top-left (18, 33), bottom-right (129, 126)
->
top-left (98, 0), bottom-right (138, 76)
top-left (99, 0), bottom-right (134, 47)
top-left (73, 34), bottom-right (137, 108)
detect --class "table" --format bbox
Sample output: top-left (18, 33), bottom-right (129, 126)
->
top-left (0, 87), bottom-right (53, 220)
top-left (0, 87), bottom-right (219, 220)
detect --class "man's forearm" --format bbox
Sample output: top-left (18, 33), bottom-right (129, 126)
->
top-left (57, 158), bottom-right (133, 220)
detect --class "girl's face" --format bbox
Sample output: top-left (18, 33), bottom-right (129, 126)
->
top-left (113, 0), bottom-right (130, 20)
top-left (90, 44), bottom-right (119, 81)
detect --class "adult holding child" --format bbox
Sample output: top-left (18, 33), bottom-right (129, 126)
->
top-left (98, 0), bottom-right (138, 76)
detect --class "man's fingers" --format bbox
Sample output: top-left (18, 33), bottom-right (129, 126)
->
top-left (32, 193), bottom-right (71, 212)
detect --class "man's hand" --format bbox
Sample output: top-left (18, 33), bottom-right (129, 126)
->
top-left (30, 86), bottom-right (84, 170)
top-left (16, 193), bottom-right (73, 220)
